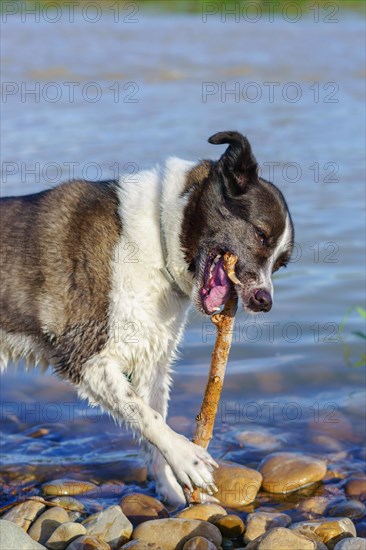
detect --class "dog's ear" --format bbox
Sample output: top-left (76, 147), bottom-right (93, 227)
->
top-left (208, 131), bottom-right (258, 196)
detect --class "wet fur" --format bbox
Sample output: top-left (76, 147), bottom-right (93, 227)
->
top-left (0, 131), bottom-right (294, 504)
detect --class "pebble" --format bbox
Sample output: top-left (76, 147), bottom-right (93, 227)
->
top-left (356, 522), bottom-right (366, 538)
top-left (175, 503), bottom-right (227, 522)
top-left (0, 520), bottom-right (47, 549)
top-left (259, 452), bottom-right (327, 493)
top-left (132, 518), bottom-right (222, 549)
top-left (42, 479), bottom-right (98, 497)
top-left (213, 514), bottom-right (245, 538)
top-left (50, 496), bottom-right (85, 522)
top-left (299, 496), bottom-right (333, 516)
top-left (235, 430), bottom-right (280, 451)
top-left (245, 526), bottom-right (325, 549)
top-left (328, 499), bottom-right (366, 519)
top-left (291, 518), bottom-right (357, 545)
top-left (45, 521), bottom-right (87, 549)
top-left (334, 539), bottom-right (366, 550)
top-left (65, 535), bottom-right (111, 549)
top-left (213, 461), bottom-right (262, 507)
top-left (182, 536), bottom-right (217, 550)
top-left (1, 498), bottom-right (46, 531)
top-left (120, 493), bottom-right (169, 525)
top-left (243, 511), bottom-right (292, 543)
top-left (82, 504), bottom-right (132, 549)
top-left (50, 496), bottom-right (85, 512)
top-left (28, 506), bottom-right (70, 544)
top-left (121, 541), bottom-right (164, 550)
top-left (346, 478), bottom-right (366, 500)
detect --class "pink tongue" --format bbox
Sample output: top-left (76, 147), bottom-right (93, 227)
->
top-left (205, 261), bottom-right (231, 311)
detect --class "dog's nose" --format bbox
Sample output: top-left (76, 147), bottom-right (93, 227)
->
top-left (253, 289), bottom-right (272, 312)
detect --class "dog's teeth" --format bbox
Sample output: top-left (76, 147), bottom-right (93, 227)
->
top-left (213, 254), bottom-right (221, 264)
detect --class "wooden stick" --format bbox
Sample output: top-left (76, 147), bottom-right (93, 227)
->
top-left (193, 253), bottom-right (239, 450)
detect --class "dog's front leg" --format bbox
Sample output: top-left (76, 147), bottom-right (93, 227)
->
top-left (140, 371), bottom-right (189, 505)
top-left (78, 356), bottom-right (218, 499)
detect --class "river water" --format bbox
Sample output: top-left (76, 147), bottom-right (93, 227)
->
top-left (1, 2), bottom-right (365, 522)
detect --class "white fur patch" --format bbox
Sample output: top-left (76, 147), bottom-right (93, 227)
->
top-left (259, 214), bottom-right (292, 297)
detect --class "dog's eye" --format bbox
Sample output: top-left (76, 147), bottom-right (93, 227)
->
top-left (273, 262), bottom-right (287, 273)
top-left (254, 226), bottom-right (267, 245)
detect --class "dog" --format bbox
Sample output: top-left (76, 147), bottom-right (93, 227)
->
top-left (0, 131), bottom-right (294, 504)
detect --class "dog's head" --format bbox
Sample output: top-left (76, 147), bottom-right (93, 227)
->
top-left (181, 130), bottom-right (294, 315)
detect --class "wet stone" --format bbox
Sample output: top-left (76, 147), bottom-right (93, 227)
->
top-left (46, 521), bottom-right (87, 549)
top-left (50, 496), bottom-right (85, 512)
top-left (213, 461), bottom-right (262, 507)
top-left (121, 541), bottom-right (164, 550)
top-left (65, 535), bottom-right (111, 549)
top-left (328, 499), bottom-right (366, 519)
top-left (213, 514), bottom-right (245, 538)
top-left (259, 452), bottom-right (327, 494)
top-left (334, 539), bottom-right (366, 550)
top-left (243, 511), bottom-right (292, 543)
top-left (132, 518), bottom-right (222, 550)
top-left (346, 478), bottom-right (366, 500)
top-left (299, 496), bottom-right (334, 516)
top-left (119, 493), bottom-right (169, 526)
top-left (1, 498), bottom-right (46, 531)
top-left (82, 504), bottom-right (132, 549)
top-left (245, 526), bottom-right (323, 550)
top-left (0, 519), bottom-right (47, 549)
top-left (42, 479), bottom-right (98, 497)
top-left (175, 503), bottom-right (227, 522)
top-left (290, 518), bottom-right (357, 545)
top-left (182, 536), bottom-right (217, 550)
top-left (235, 430), bottom-right (281, 451)
top-left (28, 506), bottom-right (69, 544)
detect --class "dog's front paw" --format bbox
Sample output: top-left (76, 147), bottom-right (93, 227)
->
top-left (162, 431), bottom-right (218, 495)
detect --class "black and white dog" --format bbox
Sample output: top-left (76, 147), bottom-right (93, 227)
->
top-left (0, 131), bottom-right (294, 504)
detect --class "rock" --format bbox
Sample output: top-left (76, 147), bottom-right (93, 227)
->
top-left (328, 499), bottom-right (365, 519)
top-left (346, 478), bottom-right (366, 500)
top-left (0, 520), bottom-right (47, 549)
top-left (291, 518), bottom-right (357, 545)
top-left (64, 535), bottom-right (111, 549)
top-left (175, 504), bottom-right (227, 522)
top-left (259, 453), bottom-right (327, 493)
top-left (299, 496), bottom-right (333, 516)
top-left (235, 430), bottom-right (281, 451)
top-left (243, 511), bottom-right (292, 543)
top-left (334, 539), bottom-right (366, 549)
top-left (245, 527), bottom-right (322, 549)
top-left (50, 497), bottom-right (85, 512)
top-left (28, 506), bottom-right (70, 544)
top-left (50, 496), bottom-right (85, 521)
top-left (356, 522), bottom-right (366, 538)
top-left (46, 522), bottom-right (87, 549)
top-left (183, 537), bottom-right (217, 550)
top-left (212, 461), bottom-right (262, 507)
top-left (213, 514), bottom-right (245, 538)
top-left (42, 479), bottom-right (98, 497)
top-left (312, 435), bottom-right (345, 452)
top-left (82, 505), bottom-right (132, 549)
top-left (119, 493), bottom-right (169, 525)
top-left (132, 519), bottom-right (222, 549)
top-left (2, 499), bottom-right (46, 531)
top-left (121, 541), bottom-right (164, 550)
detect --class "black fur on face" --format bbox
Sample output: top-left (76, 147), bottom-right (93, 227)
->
top-left (181, 131), bottom-right (294, 315)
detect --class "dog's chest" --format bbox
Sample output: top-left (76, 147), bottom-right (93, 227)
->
top-left (106, 248), bottom-right (190, 381)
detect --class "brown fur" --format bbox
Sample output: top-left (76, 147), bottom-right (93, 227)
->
top-left (0, 180), bottom-right (121, 382)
